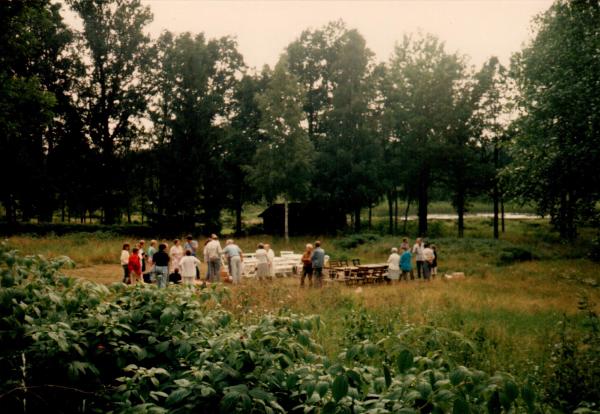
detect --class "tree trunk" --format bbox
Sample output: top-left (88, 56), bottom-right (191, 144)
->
top-left (456, 189), bottom-right (465, 238)
top-left (403, 197), bottom-right (411, 234)
top-left (387, 191), bottom-right (394, 235)
top-left (417, 166), bottom-right (429, 236)
top-left (501, 197), bottom-right (505, 233)
top-left (394, 191), bottom-right (399, 235)
top-left (354, 207), bottom-right (361, 233)
top-left (493, 143), bottom-right (499, 239)
top-left (284, 197), bottom-right (289, 242)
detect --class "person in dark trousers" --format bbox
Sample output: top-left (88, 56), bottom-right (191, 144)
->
top-left (152, 243), bottom-right (170, 288)
top-left (310, 241), bottom-right (325, 288)
top-left (412, 238), bottom-right (424, 279)
top-left (300, 243), bottom-right (314, 287)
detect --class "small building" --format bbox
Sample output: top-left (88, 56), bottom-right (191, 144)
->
top-left (258, 203), bottom-right (346, 235)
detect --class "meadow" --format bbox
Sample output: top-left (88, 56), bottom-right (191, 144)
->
top-left (3, 218), bottom-right (600, 412)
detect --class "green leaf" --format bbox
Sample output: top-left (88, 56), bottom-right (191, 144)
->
top-left (316, 381), bottom-right (329, 398)
top-left (322, 401), bottom-right (338, 414)
top-left (397, 350), bottom-right (414, 373)
top-left (249, 387), bottom-right (273, 401)
top-left (453, 397), bottom-right (469, 414)
top-left (332, 374), bottom-right (349, 402)
top-left (166, 388), bottom-right (191, 405)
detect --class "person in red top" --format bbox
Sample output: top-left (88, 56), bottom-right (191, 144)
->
top-left (128, 247), bottom-right (143, 284)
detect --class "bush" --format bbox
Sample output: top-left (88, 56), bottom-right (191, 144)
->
top-left (497, 246), bottom-right (537, 266)
top-left (334, 233), bottom-right (380, 250)
top-left (0, 244), bottom-right (555, 413)
top-left (588, 235), bottom-right (600, 262)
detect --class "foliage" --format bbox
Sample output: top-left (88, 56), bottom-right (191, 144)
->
top-left (508, 0), bottom-right (600, 239)
top-left (496, 247), bottom-right (536, 266)
top-left (543, 295), bottom-right (600, 412)
top-left (335, 233), bottom-right (380, 250)
top-left (0, 245), bottom-right (556, 413)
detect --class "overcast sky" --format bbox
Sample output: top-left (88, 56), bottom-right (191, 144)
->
top-left (62, 0), bottom-right (554, 69)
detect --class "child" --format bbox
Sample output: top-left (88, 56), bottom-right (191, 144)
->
top-left (128, 247), bottom-right (143, 284)
top-left (400, 246), bottom-right (412, 282)
top-left (120, 243), bottom-right (130, 284)
top-left (169, 268), bottom-right (182, 284)
top-left (431, 244), bottom-right (438, 279)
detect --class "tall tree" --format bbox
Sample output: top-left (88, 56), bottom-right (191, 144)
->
top-left (149, 32), bottom-right (244, 232)
top-left (0, 0), bottom-right (75, 223)
top-left (223, 72), bottom-right (269, 235)
top-left (249, 57), bottom-right (314, 241)
top-left (386, 33), bottom-right (464, 236)
top-left (66, 0), bottom-right (153, 223)
top-left (508, 0), bottom-right (600, 239)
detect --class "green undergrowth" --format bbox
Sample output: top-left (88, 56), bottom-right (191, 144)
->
top-left (1, 245), bottom-right (599, 413)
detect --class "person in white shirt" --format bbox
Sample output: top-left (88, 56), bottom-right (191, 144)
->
top-left (203, 234), bottom-right (223, 282)
top-left (422, 242), bottom-right (434, 281)
top-left (169, 239), bottom-right (184, 272)
top-left (179, 250), bottom-right (201, 285)
top-left (387, 247), bottom-right (400, 281)
top-left (255, 243), bottom-right (269, 280)
top-left (120, 243), bottom-right (130, 283)
top-left (265, 243), bottom-right (275, 277)
top-left (412, 238), bottom-right (425, 279)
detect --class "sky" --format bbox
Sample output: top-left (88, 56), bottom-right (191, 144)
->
top-left (61, 0), bottom-right (554, 69)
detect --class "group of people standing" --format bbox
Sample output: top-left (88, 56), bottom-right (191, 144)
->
top-left (387, 237), bottom-right (438, 281)
top-left (119, 235), bottom-right (246, 287)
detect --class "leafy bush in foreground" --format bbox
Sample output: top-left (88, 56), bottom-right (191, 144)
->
top-left (0, 245), bottom-right (549, 413)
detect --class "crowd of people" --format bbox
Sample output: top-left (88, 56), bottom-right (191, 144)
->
top-left (119, 234), bottom-right (238, 287)
top-left (119, 235), bottom-right (437, 287)
top-left (386, 237), bottom-right (438, 282)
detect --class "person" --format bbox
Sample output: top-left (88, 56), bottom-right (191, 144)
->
top-left (169, 239), bottom-right (183, 273)
top-left (138, 240), bottom-right (146, 274)
top-left (412, 238), bottom-right (425, 279)
top-left (311, 241), bottom-right (325, 288)
top-left (203, 234), bottom-right (223, 282)
top-left (152, 243), bottom-right (170, 288)
top-left (431, 244), bottom-right (438, 279)
top-left (400, 246), bottom-right (412, 282)
top-left (128, 247), bottom-right (143, 284)
top-left (223, 239), bottom-right (243, 284)
top-left (387, 247), bottom-right (400, 281)
top-left (120, 243), bottom-right (131, 284)
top-left (422, 242), bottom-right (434, 281)
top-left (255, 243), bottom-right (269, 280)
top-left (265, 243), bottom-right (275, 277)
top-left (400, 237), bottom-right (410, 251)
top-left (179, 250), bottom-right (201, 285)
top-left (168, 268), bottom-right (182, 284)
top-left (143, 240), bottom-right (158, 283)
top-left (300, 243), bottom-right (313, 287)
top-left (184, 235), bottom-right (200, 279)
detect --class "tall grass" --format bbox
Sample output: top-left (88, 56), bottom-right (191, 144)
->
top-left (5, 218), bottom-right (600, 386)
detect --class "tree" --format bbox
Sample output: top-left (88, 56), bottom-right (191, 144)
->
top-left (66, 0), bottom-right (153, 224)
top-left (0, 0), bottom-right (76, 223)
top-left (386, 33), bottom-right (465, 236)
top-left (223, 72), bottom-right (269, 235)
top-left (249, 57), bottom-right (314, 241)
top-left (508, 0), bottom-right (600, 239)
top-left (149, 32), bottom-right (244, 232)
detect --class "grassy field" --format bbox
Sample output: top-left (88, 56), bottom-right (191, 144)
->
top-left (4, 218), bottom-right (599, 407)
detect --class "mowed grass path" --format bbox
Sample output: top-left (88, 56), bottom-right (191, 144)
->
top-left (5, 218), bottom-right (599, 378)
